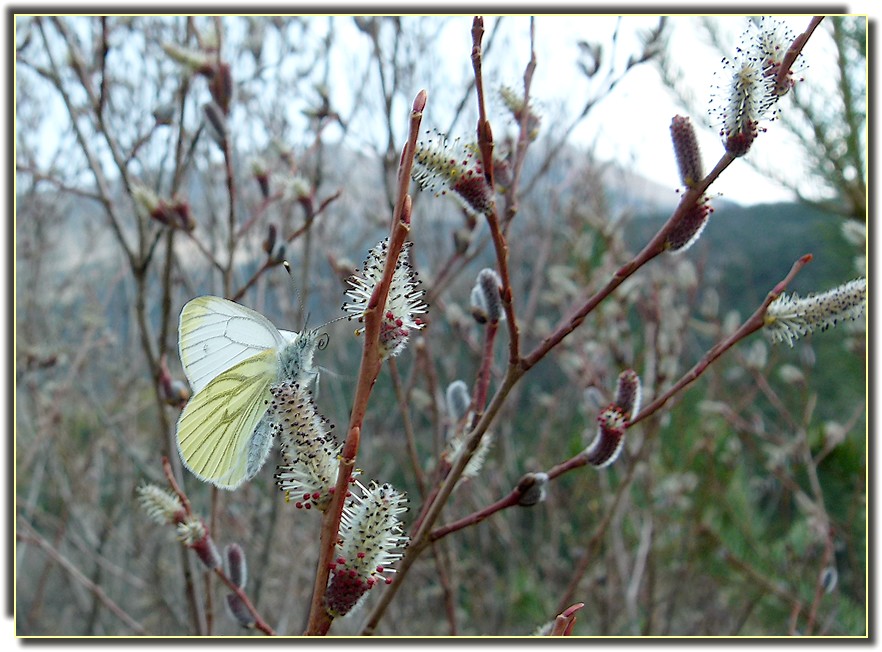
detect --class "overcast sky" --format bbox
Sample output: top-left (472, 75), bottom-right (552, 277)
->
top-left (15, 12), bottom-right (867, 210)
top-left (319, 13), bottom-right (862, 207)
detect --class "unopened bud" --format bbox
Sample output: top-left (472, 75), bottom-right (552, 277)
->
top-left (585, 406), bottom-right (627, 468)
top-left (153, 104), bottom-right (176, 126)
top-left (670, 115), bottom-right (703, 189)
top-left (252, 160), bottom-right (270, 199)
top-left (209, 62), bottom-right (233, 115)
top-left (161, 43), bottom-right (213, 75)
top-left (262, 223), bottom-right (277, 254)
top-left (452, 228), bottom-right (471, 255)
top-left (665, 197), bottom-right (712, 253)
top-left (613, 369), bottom-right (641, 420)
top-left (516, 472), bottom-right (549, 506)
top-left (225, 594), bottom-right (255, 629)
top-left (225, 543), bottom-right (248, 589)
top-left (193, 537), bottom-right (222, 570)
top-left (471, 268), bottom-right (504, 324)
top-left (168, 198), bottom-right (196, 232)
top-left (163, 379), bottom-right (191, 407)
top-left (445, 380), bottom-right (471, 422)
top-left (158, 354), bottom-right (190, 407)
top-left (821, 566), bottom-right (838, 594)
top-left (413, 89), bottom-right (427, 114)
top-left (470, 285), bottom-right (488, 324)
top-left (203, 101), bottom-right (228, 149)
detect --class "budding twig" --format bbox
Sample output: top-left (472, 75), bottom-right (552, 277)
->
top-left (160, 459), bottom-right (276, 635)
top-left (629, 254), bottom-right (812, 428)
top-left (523, 151), bottom-right (735, 370)
top-left (548, 602), bottom-right (584, 636)
top-left (777, 16), bottom-right (824, 95)
top-left (470, 16), bottom-right (521, 364)
top-left (364, 18), bottom-right (829, 636)
top-left (304, 90), bottom-right (427, 636)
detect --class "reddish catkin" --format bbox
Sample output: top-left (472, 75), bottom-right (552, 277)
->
top-left (412, 132), bottom-right (494, 217)
top-left (664, 197), bottom-right (713, 253)
top-left (324, 482), bottom-right (408, 617)
top-left (585, 406), bottom-right (627, 468)
top-left (711, 17), bottom-right (803, 157)
top-left (670, 115), bottom-right (703, 189)
top-left (613, 369), bottom-right (642, 420)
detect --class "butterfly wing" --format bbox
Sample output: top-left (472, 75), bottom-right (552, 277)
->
top-left (278, 329), bottom-right (299, 342)
top-left (179, 296), bottom-right (288, 393)
top-left (176, 349), bottom-right (279, 489)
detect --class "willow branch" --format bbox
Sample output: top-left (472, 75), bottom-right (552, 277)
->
top-left (304, 90), bottom-right (426, 636)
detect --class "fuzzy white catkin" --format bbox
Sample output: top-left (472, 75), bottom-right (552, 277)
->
top-left (764, 278), bottom-right (866, 346)
top-left (445, 380), bottom-right (471, 422)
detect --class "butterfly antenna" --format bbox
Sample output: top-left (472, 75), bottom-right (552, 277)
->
top-left (282, 261), bottom-right (347, 333)
top-left (282, 260), bottom-right (309, 331)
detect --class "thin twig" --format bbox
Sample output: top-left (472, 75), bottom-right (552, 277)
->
top-left (304, 90), bottom-right (427, 636)
top-left (389, 358), bottom-right (428, 498)
top-left (805, 528), bottom-right (835, 635)
top-left (548, 602), bottom-right (585, 636)
top-left (629, 253), bottom-right (813, 428)
top-left (470, 16), bottom-right (522, 364)
top-left (17, 521), bottom-right (147, 635)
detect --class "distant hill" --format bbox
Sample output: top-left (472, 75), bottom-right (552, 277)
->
top-left (19, 140), bottom-right (857, 331)
top-left (630, 200), bottom-right (857, 313)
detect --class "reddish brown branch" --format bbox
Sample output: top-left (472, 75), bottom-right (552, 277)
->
top-left (548, 602), bottom-right (585, 636)
top-left (162, 456), bottom-right (194, 517)
top-left (776, 17), bottom-right (824, 95)
top-left (212, 568), bottom-right (277, 636)
top-left (472, 321), bottom-right (498, 416)
top-left (629, 254), bottom-right (812, 428)
top-left (524, 152), bottom-right (735, 370)
top-left (304, 90), bottom-right (427, 636)
top-left (470, 15), bottom-right (521, 364)
top-left (429, 488), bottom-right (521, 542)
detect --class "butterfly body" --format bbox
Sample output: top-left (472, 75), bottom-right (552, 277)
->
top-left (175, 296), bottom-right (322, 490)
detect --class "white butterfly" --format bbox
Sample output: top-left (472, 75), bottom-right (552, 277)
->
top-left (175, 296), bottom-right (326, 490)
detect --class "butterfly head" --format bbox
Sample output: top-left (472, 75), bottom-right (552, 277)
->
top-left (279, 329), bottom-right (324, 385)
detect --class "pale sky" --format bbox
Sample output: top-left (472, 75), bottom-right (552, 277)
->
top-left (361, 14), bottom-right (850, 207)
top-left (314, 12), bottom-right (862, 208)
top-left (15, 13), bottom-right (865, 208)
